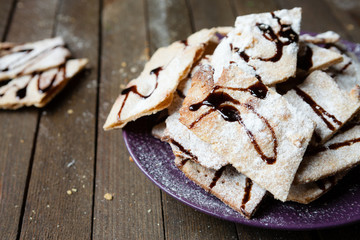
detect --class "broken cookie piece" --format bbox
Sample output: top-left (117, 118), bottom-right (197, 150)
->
top-left (284, 70), bottom-right (360, 144)
top-left (288, 171), bottom-right (347, 204)
top-left (0, 37), bottom-right (70, 81)
top-left (211, 8), bottom-right (301, 85)
top-left (179, 64), bottom-right (315, 201)
top-left (294, 114), bottom-right (360, 184)
top-left (300, 31), bottom-right (340, 44)
top-left (175, 156), bottom-right (267, 218)
top-left (0, 59), bottom-right (88, 109)
top-left (103, 28), bottom-right (220, 130)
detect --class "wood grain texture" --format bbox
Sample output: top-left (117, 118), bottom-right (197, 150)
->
top-left (276, 0), bottom-right (349, 40)
top-left (324, 0), bottom-right (360, 42)
top-left (18, 0), bottom-right (99, 239)
top-left (0, 0), bottom-right (59, 239)
top-left (146, 0), bottom-right (240, 238)
top-left (189, 0), bottom-right (235, 29)
top-left (0, 0), bottom-right (16, 40)
top-left (93, 0), bottom-right (164, 239)
top-left (232, 0), bottom-right (279, 15)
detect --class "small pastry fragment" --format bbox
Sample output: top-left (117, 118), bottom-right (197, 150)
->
top-left (0, 59), bottom-right (88, 109)
top-left (174, 156), bottom-right (267, 218)
top-left (179, 64), bottom-right (315, 201)
top-left (294, 115), bottom-right (360, 184)
top-left (325, 44), bottom-right (360, 96)
top-left (103, 28), bottom-right (220, 130)
top-left (288, 171), bottom-right (347, 204)
top-left (300, 31), bottom-right (340, 44)
top-left (297, 42), bottom-right (343, 73)
top-left (0, 37), bottom-right (70, 81)
top-left (211, 8), bottom-right (301, 85)
top-left (284, 70), bottom-right (360, 144)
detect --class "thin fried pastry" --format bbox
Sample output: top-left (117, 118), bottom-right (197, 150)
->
top-left (179, 64), bottom-right (315, 201)
top-left (284, 70), bottom-right (360, 145)
top-left (211, 8), bottom-right (301, 85)
top-left (0, 37), bottom-right (70, 81)
top-left (174, 156), bottom-right (267, 218)
top-left (0, 59), bottom-right (88, 109)
top-left (294, 115), bottom-right (360, 184)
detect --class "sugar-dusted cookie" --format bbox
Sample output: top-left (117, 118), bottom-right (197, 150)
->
top-left (0, 59), bottom-right (88, 109)
top-left (179, 64), bottom-right (315, 201)
top-left (288, 171), bottom-right (347, 204)
top-left (300, 31), bottom-right (340, 44)
top-left (174, 156), bottom-right (267, 218)
top-left (211, 8), bottom-right (301, 85)
top-left (297, 42), bottom-right (343, 73)
top-left (103, 28), bottom-right (220, 130)
top-left (284, 70), bottom-right (360, 144)
top-left (294, 114), bottom-right (360, 184)
top-left (0, 37), bottom-right (70, 81)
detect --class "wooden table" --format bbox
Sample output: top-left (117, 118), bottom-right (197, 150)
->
top-left (0, 0), bottom-right (359, 239)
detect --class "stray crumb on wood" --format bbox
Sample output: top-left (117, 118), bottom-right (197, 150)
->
top-left (129, 156), bottom-right (133, 162)
top-left (104, 193), bottom-right (113, 201)
top-left (71, 188), bottom-right (77, 193)
top-left (147, 209), bottom-right (152, 213)
top-left (67, 190), bottom-right (72, 195)
top-left (346, 24), bottom-right (354, 31)
top-left (20, 139), bottom-right (24, 143)
top-left (121, 61), bottom-right (127, 67)
top-left (66, 159), bottom-right (76, 168)
top-left (67, 109), bottom-right (74, 114)
top-left (130, 67), bottom-right (137, 73)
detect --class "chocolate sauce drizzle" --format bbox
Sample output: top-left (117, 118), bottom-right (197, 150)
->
top-left (253, 12), bottom-right (298, 63)
top-left (294, 87), bottom-right (342, 131)
top-left (330, 61), bottom-right (352, 78)
top-left (16, 83), bottom-right (29, 99)
top-left (169, 138), bottom-right (198, 162)
top-left (189, 86), bottom-right (277, 164)
top-left (117, 66), bottom-right (163, 119)
top-left (297, 45), bottom-right (313, 71)
top-left (240, 178), bottom-right (253, 214)
top-left (209, 167), bottom-right (226, 189)
top-left (308, 137), bottom-right (360, 156)
top-left (180, 40), bottom-right (188, 46)
top-left (38, 64), bottom-right (66, 93)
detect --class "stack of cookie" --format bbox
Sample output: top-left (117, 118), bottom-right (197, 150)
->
top-left (0, 37), bottom-right (88, 109)
top-left (104, 8), bottom-right (360, 218)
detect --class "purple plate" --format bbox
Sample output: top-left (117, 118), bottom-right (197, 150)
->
top-left (123, 40), bottom-right (360, 230)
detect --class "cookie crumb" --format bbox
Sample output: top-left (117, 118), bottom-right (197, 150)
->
top-left (121, 62), bottom-right (127, 67)
top-left (129, 156), bottom-right (133, 162)
top-left (67, 190), bottom-right (72, 195)
top-left (67, 109), bottom-right (74, 114)
top-left (346, 24), bottom-right (354, 31)
top-left (147, 209), bottom-right (152, 213)
top-left (20, 139), bottom-right (24, 143)
top-left (71, 188), bottom-right (77, 193)
top-left (130, 67), bottom-right (137, 73)
top-left (104, 193), bottom-right (113, 201)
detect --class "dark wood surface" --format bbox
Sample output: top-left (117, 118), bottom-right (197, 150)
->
top-left (0, 0), bottom-right (359, 239)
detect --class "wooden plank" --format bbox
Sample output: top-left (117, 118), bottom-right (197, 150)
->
top-left (231, 0), bottom-right (279, 15)
top-left (93, 0), bottom-right (164, 239)
top-left (0, 0), bottom-right (16, 40)
top-left (0, 0), bottom-right (59, 239)
top-left (147, 0), bottom-right (192, 50)
top-left (318, 223), bottom-right (360, 240)
top-left (324, 0), bottom-right (360, 42)
top-left (146, 0), bottom-right (238, 238)
top-left (236, 225), bottom-right (315, 240)
top-left (189, 0), bottom-right (235, 29)
top-left (276, 0), bottom-right (349, 40)
top-left (18, 0), bottom-right (99, 239)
